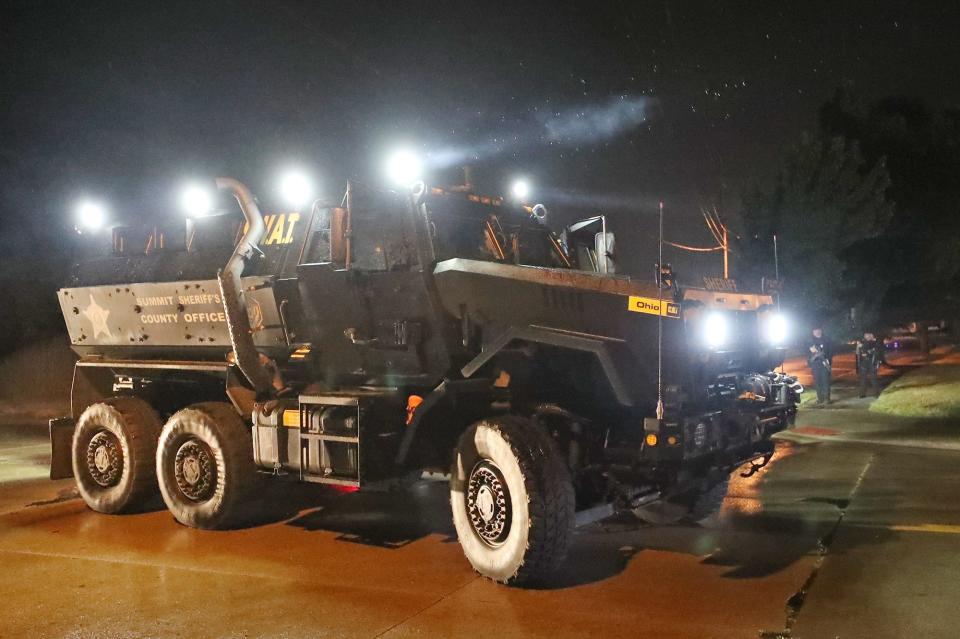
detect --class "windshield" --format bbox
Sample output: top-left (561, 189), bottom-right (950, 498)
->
top-left (426, 193), bottom-right (568, 268)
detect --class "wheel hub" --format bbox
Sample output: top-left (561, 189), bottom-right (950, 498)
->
top-left (466, 461), bottom-right (511, 546)
top-left (86, 431), bottom-right (122, 488)
top-left (475, 485), bottom-right (496, 522)
top-left (174, 439), bottom-right (216, 502)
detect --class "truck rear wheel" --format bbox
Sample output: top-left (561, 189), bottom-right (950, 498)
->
top-left (72, 397), bottom-right (162, 514)
top-left (156, 402), bottom-right (256, 529)
top-left (450, 415), bottom-right (575, 585)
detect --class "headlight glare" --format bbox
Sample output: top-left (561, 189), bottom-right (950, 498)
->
top-left (765, 313), bottom-right (789, 345)
top-left (703, 312), bottom-right (728, 348)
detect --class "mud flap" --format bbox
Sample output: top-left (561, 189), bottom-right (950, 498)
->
top-left (49, 417), bottom-right (75, 480)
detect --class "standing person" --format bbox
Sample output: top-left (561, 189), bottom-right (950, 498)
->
top-left (855, 331), bottom-right (885, 398)
top-left (808, 327), bottom-right (833, 405)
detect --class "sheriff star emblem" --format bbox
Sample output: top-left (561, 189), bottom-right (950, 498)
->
top-left (83, 294), bottom-right (113, 339)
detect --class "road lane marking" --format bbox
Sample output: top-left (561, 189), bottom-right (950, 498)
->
top-left (0, 444), bottom-right (49, 454)
top-left (791, 426), bottom-right (840, 437)
top-left (0, 547), bottom-right (457, 598)
top-left (850, 454), bottom-right (874, 497)
top-left (890, 523), bottom-right (960, 535)
top-left (0, 547), bottom-right (293, 582)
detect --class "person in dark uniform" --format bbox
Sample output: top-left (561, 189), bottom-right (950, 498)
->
top-left (855, 331), bottom-right (885, 398)
top-left (807, 327), bottom-right (833, 405)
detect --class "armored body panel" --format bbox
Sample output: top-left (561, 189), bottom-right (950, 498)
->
top-left (58, 276), bottom-right (286, 360)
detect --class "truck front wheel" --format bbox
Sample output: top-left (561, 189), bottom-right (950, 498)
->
top-left (72, 397), bottom-right (162, 514)
top-left (450, 416), bottom-right (575, 585)
top-left (156, 402), bottom-right (256, 529)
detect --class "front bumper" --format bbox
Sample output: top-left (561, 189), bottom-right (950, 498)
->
top-left (642, 402), bottom-right (795, 462)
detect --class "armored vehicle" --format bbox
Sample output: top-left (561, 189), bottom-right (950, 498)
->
top-left (50, 176), bottom-right (799, 584)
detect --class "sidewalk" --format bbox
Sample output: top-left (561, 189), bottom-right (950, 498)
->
top-left (777, 350), bottom-right (960, 451)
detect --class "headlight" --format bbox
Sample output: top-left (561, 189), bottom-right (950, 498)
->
top-left (703, 312), bottom-right (728, 348)
top-left (764, 313), bottom-right (789, 345)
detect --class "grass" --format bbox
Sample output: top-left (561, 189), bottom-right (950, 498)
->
top-left (798, 391), bottom-right (820, 406)
top-left (871, 364), bottom-right (960, 419)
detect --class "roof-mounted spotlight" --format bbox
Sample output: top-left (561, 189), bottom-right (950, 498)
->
top-left (75, 199), bottom-right (107, 232)
top-left (179, 183), bottom-right (214, 217)
top-left (386, 149), bottom-right (422, 187)
top-left (511, 179), bottom-right (531, 201)
top-left (278, 169), bottom-right (314, 209)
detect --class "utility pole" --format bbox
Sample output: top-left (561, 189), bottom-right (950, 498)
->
top-left (700, 205), bottom-right (730, 279)
top-left (662, 205), bottom-right (732, 279)
top-left (722, 226), bottom-right (729, 279)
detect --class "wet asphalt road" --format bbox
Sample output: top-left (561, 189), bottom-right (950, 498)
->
top-left (2, 411), bottom-right (960, 638)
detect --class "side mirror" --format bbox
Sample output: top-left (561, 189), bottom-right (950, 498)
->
top-left (595, 232), bottom-right (616, 274)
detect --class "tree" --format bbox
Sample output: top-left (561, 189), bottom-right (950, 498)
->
top-left (738, 133), bottom-right (893, 335)
top-left (820, 91), bottom-right (960, 327)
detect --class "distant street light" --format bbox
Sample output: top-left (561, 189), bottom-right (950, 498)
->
top-left (179, 184), bottom-right (214, 217)
top-left (278, 169), bottom-right (313, 208)
top-left (75, 199), bottom-right (107, 232)
top-left (386, 149), bottom-right (422, 186)
top-left (510, 179), bottom-right (531, 201)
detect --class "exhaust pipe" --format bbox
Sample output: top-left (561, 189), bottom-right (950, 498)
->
top-left (215, 177), bottom-right (275, 397)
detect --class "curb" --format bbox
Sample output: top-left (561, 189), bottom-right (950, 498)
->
top-left (774, 429), bottom-right (960, 452)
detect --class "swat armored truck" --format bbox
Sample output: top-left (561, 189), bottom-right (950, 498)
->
top-left (51, 176), bottom-right (799, 584)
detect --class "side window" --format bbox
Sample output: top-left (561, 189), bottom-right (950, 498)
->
top-left (301, 207), bottom-right (334, 264)
top-left (349, 190), bottom-right (418, 271)
top-left (431, 210), bottom-right (504, 262)
top-left (186, 213), bottom-right (243, 252)
top-left (113, 222), bottom-right (187, 256)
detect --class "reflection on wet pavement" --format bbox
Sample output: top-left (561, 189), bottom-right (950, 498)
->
top-left (2, 426), bottom-right (956, 638)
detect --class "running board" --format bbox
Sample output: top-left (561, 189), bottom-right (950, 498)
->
top-left (575, 503), bottom-right (615, 527)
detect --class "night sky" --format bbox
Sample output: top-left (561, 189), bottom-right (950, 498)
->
top-left (3, 1), bottom-right (960, 283)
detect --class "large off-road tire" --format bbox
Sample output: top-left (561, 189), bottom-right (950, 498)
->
top-left (450, 415), bottom-right (575, 585)
top-left (72, 397), bottom-right (162, 514)
top-left (156, 402), bottom-right (256, 529)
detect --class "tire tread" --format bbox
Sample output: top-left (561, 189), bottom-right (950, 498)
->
top-left (104, 396), bottom-right (162, 508)
top-left (157, 401), bottom-right (256, 529)
top-left (461, 415), bottom-right (575, 585)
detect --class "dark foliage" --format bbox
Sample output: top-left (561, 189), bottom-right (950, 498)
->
top-left (820, 90), bottom-right (960, 324)
top-left (738, 132), bottom-right (892, 334)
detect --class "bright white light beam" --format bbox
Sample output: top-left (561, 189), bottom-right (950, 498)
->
top-left (180, 184), bottom-right (214, 217)
top-left (703, 312), bottom-right (729, 349)
top-left (279, 170), bottom-right (314, 208)
top-left (386, 150), bottom-right (422, 186)
top-left (765, 313), bottom-right (789, 345)
top-left (511, 179), bottom-right (531, 201)
top-left (76, 200), bottom-right (107, 231)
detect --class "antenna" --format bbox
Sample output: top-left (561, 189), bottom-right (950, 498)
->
top-left (656, 200), bottom-right (664, 421)
top-left (773, 234), bottom-right (780, 281)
